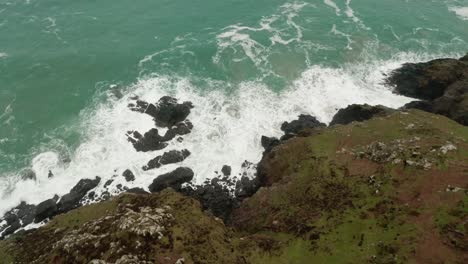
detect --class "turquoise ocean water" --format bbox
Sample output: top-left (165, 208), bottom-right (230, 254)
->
top-left (0, 0), bottom-right (467, 214)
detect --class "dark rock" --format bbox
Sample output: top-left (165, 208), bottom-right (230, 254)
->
top-left (0, 202), bottom-right (36, 239)
top-left (128, 100), bottom-right (149, 113)
top-left (143, 149), bottom-right (191, 171)
top-left (401, 101), bottom-right (433, 112)
top-left (34, 199), bottom-right (57, 223)
top-left (386, 57), bottom-right (468, 100)
top-left (122, 169), bottom-right (135, 182)
top-left (57, 176), bottom-right (101, 213)
top-left (127, 129), bottom-right (168, 152)
top-left (48, 170), bottom-right (54, 179)
top-left (104, 179), bottom-right (114, 188)
top-left (181, 180), bottom-right (237, 222)
top-left (147, 96), bottom-right (194, 127)
top-left (148, 167), bottom-right (194, 193)
top-left (221, 165), bottom-right (232, 176)
top-left (461, 54), bottom-right (468, 62)
top-left (235, 176), bottom-right (260, 199)
top-left (126, 188), bottom-right (149, 194)
top-left (162, 120), bottom-right (194, 141)
top-left (261, 136), bottom-right (280, 152)
top-left (281, 114), bottom-right (325, 135)
top-left (431, 79), bottom-right (468, 125)
top-left (330, 104), bottom-right (394, 126)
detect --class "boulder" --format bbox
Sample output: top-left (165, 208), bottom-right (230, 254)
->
top-left (122, 169), bottom-right (135, 182)
top-left (128, 100), bottom-right (149, 113)
top-left (143, 149), bottom-right (191, 171)
top-left (34, 199), bottom-right (57, 223)
top-left (386, 58), bottom-right (468, 100)
top-left (147, 96), bottom-right (194, 127)
top-left (281, 115), bottom-right (325, 135)
top-left (148, 167), bottom-right (194, 193)
top-left (162, 120), bottom-right (194, 141)
top-left (221, 165), bottom-right (231, 176)
top-left (330, 104), bottom-right (394, 126)
top-left (20, 168), bottom-right (36, 181)
top-left (0, 202), bottom-right (36, 239)
top-left (57, 177), bottom-right (101, 213)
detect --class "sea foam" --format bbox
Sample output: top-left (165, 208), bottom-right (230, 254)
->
top-left (1, 51), bottom-right (451, 216)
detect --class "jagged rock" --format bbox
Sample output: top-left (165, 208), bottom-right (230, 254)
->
top-left (281, 114), bottom-right (325, 135)
top-left (330, 104), bottom-right (394, 126)
top-left (128, 100), bottom-right (149, 113)
top-left (387, 56), bottom-right (468, 126)
top-left (122, 169), bottom-right (135, 182)
top-left (147, 96), bottom-right (193, 127)
top-left (261, 136), bottom-right (280, 153)
top-left (148, 167), bottom-right (194, 192)
top-left (0, 202), bottom-right (36, 239)
top-left (386, 57), bottom-right (468, 100)
top-left (34, 199), bottom-right (57, 223)
top-left (235, 176), bottom-right (260, 199)
top-left (104, 179), bottom-right (113, 188)
top-left (57, 177), bottom-right (101, 213)
top-left (162, 120), bottom-right (194, 141)
top-left (127, 129), bottom-right (168, 152)
top-left (143, 149), bottom-right (191, 171)
top-left (221, 165), bottom-right (231, 176)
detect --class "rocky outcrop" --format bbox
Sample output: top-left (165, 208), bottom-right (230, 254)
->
top-left (148, 167), bottom-right (194, 193)
top-left (143, 149), bottom-right (191, 171)
top-left (281, 114), bottom-right (326, 135)
top-left (122, 169), bottom-right (135, 182)
top-left (388, 55), bottom-right (468, 125)
top-left (57, 176), bottom-right (101, 213)
top-left (330, 104), bottom-right (394, 126)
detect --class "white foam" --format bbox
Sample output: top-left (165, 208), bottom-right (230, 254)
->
top-left (0, 52), bottom-right (7, 59)
top-left (1, 52), bottom-right (450, 216)
top-left (449, 6), bottom-right (468, 20)
top-left (324, 0), bottom-right (341, 16)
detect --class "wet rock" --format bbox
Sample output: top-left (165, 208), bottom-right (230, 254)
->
top-left (330, 104), bottom-right (394, 126)
top-left (57, 176), bottom-right (101, 213)
top-left (104, 179), bottom-right (114, 188)
top-left (162, 120), bottom-right (194, 141)
top-left (122, 169), bottom-right (135, 182)
top-left (148, 167), bottom-right (194, 193)
top-left (34, 199), bottom-right (57, 223)
top-left (386, 57), bottom-right (468, 100)
top-left (261, 136), bottom-right (280, 153)
top-left (143, 149), bottom-right (191, 171)
top-left (221, 165), bottom-right (231, 176)
top-left (0, 202), bottom-right (36, 239)
top-left (147, 96), bottom-right (194, 127)
top-left (281, 114), bottom-right (326, 135)
top-left (128, 100), bottom-right (149, 113)
top-left (127, 129), bottom-right (168, 152)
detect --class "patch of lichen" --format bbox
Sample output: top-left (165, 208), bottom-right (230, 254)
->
top-left (4, 190), bottom-right (251, 264)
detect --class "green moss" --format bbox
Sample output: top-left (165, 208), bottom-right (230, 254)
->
top-left (0, 241), bottom-right (14, 264)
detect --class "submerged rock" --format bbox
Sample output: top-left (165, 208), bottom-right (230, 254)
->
top-left (148, 167), bottom-right (194, 193)
top-left (281, 114), bottom-right (326, 135)
top-left (330, 104), bottom-right (394, 126)
top-left (143, 149), bottom-right (191, 171)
